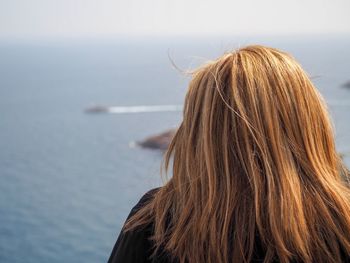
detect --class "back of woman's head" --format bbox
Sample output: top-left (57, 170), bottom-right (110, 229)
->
top-left (125, 45), bottom-right (350, 263)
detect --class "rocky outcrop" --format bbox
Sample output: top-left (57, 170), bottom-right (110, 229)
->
top-left (137, 129), bottom-right (176, 150)
top-left (342, 81), bottom-right (350, 89)
top-left (84, 105), bottom-right (109, 113)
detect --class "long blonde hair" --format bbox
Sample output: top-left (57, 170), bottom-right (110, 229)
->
top-left (124, 45), bottom-right (350, 263)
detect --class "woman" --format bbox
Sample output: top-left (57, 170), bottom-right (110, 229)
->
top-left (108, 45), bottom-right (350, 263)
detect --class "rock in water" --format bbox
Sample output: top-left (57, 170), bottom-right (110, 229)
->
top-left (138, 129), bottom-right (176, 150)
top-left (85, 105), bottom-right (109, 113)
top-left (342, 81), bottom-right (350, 89)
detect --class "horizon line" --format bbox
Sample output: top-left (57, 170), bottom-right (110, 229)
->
top-left (1, 32), bottom-right (350, 44)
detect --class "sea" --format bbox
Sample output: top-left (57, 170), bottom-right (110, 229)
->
top-left (0, 35), bottom-right (349, 263)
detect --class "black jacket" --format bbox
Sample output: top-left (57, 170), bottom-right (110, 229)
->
top-left (108, 188), bottom-right (350, 263)
top-left (108, 188), bottom-right (169, 263)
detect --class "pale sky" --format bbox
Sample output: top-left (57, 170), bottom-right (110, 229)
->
top-left (0, 0), bottom-right (349, 39)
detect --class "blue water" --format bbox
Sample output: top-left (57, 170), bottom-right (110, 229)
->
top-left (0, 36), bottom-right (349, 262)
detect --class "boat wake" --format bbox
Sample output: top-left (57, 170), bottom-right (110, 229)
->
top-left (85, 105), bottom-right (183, 114)
top-left (85, 100), bottom-right (350, 114)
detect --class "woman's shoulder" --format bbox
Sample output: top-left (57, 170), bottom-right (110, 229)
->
top-left (107, 187), bottom-right (163, 263)
top-left (127, 187), bottom-right (162, 218)
top-left (137, 187), bottom-right (162, 206)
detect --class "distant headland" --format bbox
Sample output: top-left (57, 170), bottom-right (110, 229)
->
top-left (137, 129), bottom-right (176, 150)
top-left (342, 81), bottom-right (350, 89)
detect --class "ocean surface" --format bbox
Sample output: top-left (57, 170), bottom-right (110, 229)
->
top-left (0, 36), bottom-right (349, 263)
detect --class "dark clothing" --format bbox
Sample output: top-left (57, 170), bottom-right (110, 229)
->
top-left (108, 187), bottom-right (167, 263)
top-left (108, 188), bottom-right (350, 263)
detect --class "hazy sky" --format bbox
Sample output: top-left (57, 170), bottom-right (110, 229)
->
top-left (1, 0), bottom-right (349, 39)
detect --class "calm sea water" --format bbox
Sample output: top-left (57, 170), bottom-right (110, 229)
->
top-left (0, 36), bottom-right (349, 263)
